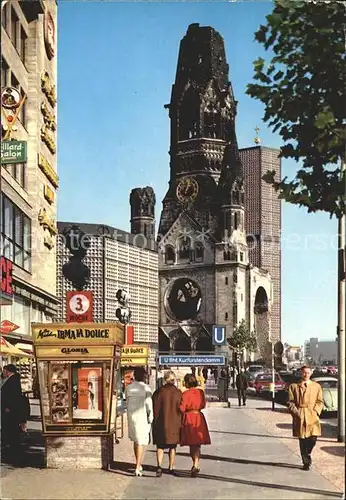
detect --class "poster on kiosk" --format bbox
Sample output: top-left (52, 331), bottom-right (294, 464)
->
top-left (32, 322), bottom-right (124, 436)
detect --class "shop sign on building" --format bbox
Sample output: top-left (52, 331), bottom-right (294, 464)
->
top-left (120, 356), bottom-right (148, 366)
top-left (0, 320), bottom-right (19, 335)
top-left (1, 140), bottom-right (27, 164)
top-left (1, 256), bottom-right (13, 302)
top-left (120, 344), bottom-right (149, 367)
top-left (121, 345), bottom-right (148, 357)
top-left (32, 322), bottom-right (123, 344)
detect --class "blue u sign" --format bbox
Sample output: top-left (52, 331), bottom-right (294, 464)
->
top-left (212, 325), bottom-right (227, 346)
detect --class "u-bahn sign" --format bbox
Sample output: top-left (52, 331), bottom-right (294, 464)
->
top-left (212, 325), bottom-right (227, 346)
top-left (158, 355), bottom-right (225, 366)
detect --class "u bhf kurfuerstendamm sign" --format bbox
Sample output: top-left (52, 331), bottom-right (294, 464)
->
top-left (1, 140), bottom-right (27, 164)
top-left (32, 322), bottom-right (124, 345)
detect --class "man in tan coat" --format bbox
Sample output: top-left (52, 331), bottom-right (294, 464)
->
top-left (288, 365), bottom-right (324, 470)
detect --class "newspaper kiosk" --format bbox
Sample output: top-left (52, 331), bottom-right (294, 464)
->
top-left (32, 321), bottom-right (124, 469)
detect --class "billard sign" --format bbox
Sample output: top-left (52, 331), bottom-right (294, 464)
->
top-left (66, 291), bottom-right (93, 323)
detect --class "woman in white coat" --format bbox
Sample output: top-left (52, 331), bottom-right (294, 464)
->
top-left (126, 367), bottom-right (153, 476)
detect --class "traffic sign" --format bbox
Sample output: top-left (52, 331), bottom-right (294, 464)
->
top-left (212, 325), bottom-right (227, 346)
top-left (0, 320), bottom-right (19, 335)
top-left (158, 355), bottom-right (225, 366)
top-left (66, 291), bottom-right (93, 323)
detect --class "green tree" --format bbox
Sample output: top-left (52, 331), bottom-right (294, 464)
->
top-left (228, 320), bottom-right (257, 367)
top-left (246, 0), bottom-right (346, 217)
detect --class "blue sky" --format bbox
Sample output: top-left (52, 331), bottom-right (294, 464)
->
top-left (57, 1), bottom-right (337, 346)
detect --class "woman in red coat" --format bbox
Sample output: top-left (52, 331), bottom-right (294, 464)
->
top-left (180, 373), bottom-right (211, 477)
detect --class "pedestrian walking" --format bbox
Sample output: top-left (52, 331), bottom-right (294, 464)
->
top-left (1, 364), bottom-right (28, 464)
top-left (288, 365), bottom-right (324, 471)
top-left (236, 367), bottom-right (248, 406)
top-left (152, 370), bottom-right (182, 477)
top-left (126, 367), bottom-right (153, 476)
top-left (180, 373), bottom-right (211, 477)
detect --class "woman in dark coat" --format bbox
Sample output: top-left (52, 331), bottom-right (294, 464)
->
top-left (152, 370), bottom-right (182, 477)
top-left (180, 373), bottom-right (211, 477)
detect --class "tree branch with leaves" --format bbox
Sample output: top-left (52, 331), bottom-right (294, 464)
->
top-left (228, 319), bottom-right (257, 368)
top-left (246, 0), bottom-right (346, 218)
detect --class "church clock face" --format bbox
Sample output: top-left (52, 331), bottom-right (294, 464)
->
top-left (176, 177), bottom-right (199, 203)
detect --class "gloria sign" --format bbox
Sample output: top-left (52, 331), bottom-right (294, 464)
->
top-left (1, 141), bottom-right (27, 164)
top-left (35, 345), bottom-right (114, 358)
top-left (158, 355), bottom-right (226, 366)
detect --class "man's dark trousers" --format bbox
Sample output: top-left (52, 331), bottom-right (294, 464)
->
top-left (237, 388), bottom-right (246, 406)
top-left (299, 436), bottom-right (317, 466)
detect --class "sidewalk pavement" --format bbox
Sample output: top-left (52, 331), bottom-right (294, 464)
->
top-left (1, 396), bottom-right (344, 500)
top-left (236, 391), bottom-right (345, 493)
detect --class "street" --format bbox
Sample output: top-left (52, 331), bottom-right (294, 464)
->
top-left (1, 395), bottom-right (344, 500)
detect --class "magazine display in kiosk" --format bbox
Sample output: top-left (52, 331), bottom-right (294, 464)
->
top-left (32, 322), bottom-right (124, 435)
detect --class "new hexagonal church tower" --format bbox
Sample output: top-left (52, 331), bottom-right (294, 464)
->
top-left (158, 24), bottom-right (273, 358)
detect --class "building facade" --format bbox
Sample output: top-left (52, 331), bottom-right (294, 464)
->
top-left (304, 337), bottom-right (338, 365)
top-left (157, 24), bottom-right (273, 359)
top-left (56, 215), bottom-right (159, 365)
top-left (283, 343), bottom-right (303, 366)
top-left (1, 1), bottom-right (58, 367)
top-left (239, 146), bottom-right (282, 342)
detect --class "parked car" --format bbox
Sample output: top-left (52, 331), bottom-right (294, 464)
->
top-left (252, 372), bottom-right (286, 395)
top-left (312, 377), bottom-right (338, 413)
top-left (245, 371), bottom-right (258, 393)
top-left (246, 365), bottom-right (265, 380)
top-left (247, 364), bottom-right (265, 374)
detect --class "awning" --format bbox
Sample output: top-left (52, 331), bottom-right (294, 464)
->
top-left (14, 342), bottom-right (33, 352)
top-left (0, 336), bottom-right (33, 357)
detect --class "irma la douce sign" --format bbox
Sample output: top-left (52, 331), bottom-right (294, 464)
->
top-left (1, 140), bottom-right (27, 164)
top-left (32, 322), bottom-right (124, 344)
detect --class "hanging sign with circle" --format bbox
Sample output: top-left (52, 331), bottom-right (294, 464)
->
top-left (1, 87), bottom-right (21, 109)
top-left (66, 291), bottom-right (93, 323)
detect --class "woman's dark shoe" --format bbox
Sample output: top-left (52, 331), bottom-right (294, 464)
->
top-left (191, 466), bottom-right (200, 478)
top-left (168, 468), bottom-right (177, 476)
top-left (156, 467), bottom-right (163, 477)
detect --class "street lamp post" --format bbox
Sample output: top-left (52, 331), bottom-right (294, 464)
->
top-left (337, 157), bottom-right (346, 443)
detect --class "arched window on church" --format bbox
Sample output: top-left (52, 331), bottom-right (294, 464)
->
top-left (178, 236), bottom-right (192, 262)
top-left (234, 212), bottom-right (239, 230)
top-left (179, 89), bottom-right (200, 141)
top-left (223, 250), bottom-right (231, 261)
top-left (195, 243), bottom-right (204, 262)
top-left (204, 111), bottom-right (221, 139)
top-left (165, 245), bottom-right (175, 265)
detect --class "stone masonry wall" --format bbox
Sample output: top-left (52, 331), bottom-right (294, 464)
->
top-left (46, 435), bottom-right (114, 470)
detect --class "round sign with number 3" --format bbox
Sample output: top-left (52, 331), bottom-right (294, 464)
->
top-left (69, 294), bottom-right (90, 315)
